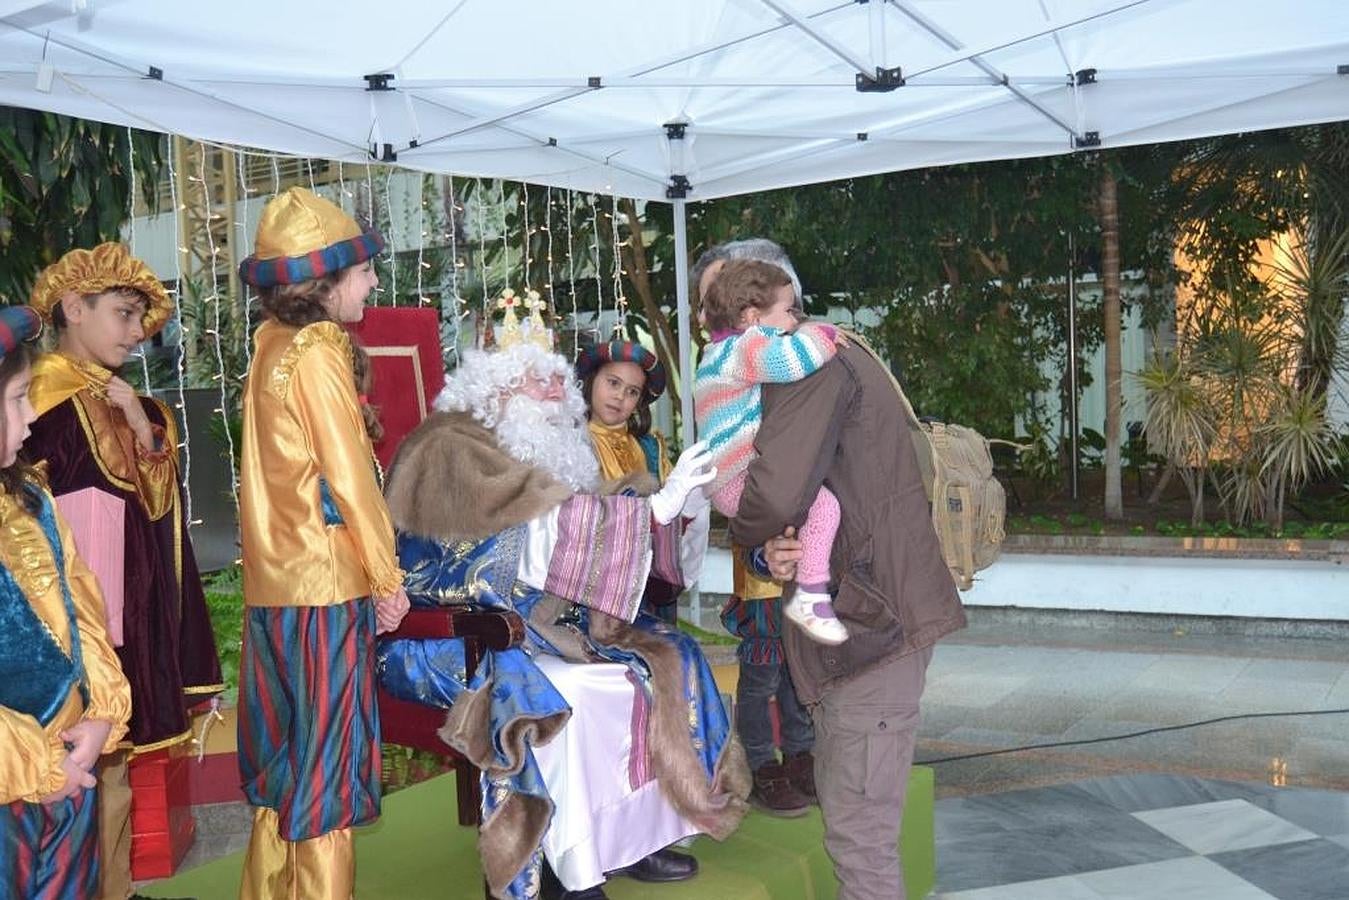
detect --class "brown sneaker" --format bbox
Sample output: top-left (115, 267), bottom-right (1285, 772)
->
top-left (750, 762), bottom-right (811, 817)
top-left (783, 751), bottom-right (818, 803)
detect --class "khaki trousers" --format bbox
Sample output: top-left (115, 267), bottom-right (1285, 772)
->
top-left (239, 807), bottom-right (355, 900)
top-left (96, 750), bottom-right (134, 900)
top-left (813, 646), bottom-right (932, 900)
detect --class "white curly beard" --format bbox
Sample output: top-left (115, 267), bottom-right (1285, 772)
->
top-left (492, 391), bottom-right (600, 493)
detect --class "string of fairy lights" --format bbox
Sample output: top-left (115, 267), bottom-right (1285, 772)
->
top-left (126, 138), bottom-right (646, 519)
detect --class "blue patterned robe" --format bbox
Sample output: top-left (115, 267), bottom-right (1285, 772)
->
top-left (378, 517), bottom-right (742, 899)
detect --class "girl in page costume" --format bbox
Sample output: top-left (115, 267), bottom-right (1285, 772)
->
top-left (576, 340), bottom-right (711, 621)
top-left (236, 187), bottom-right (410, 899)
top-left (0, 304), bottom-right (132, 899)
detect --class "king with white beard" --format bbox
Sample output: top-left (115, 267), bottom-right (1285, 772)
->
top-left (378, 342), bottom-right (750, 900)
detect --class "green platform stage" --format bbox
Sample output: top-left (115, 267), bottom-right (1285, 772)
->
top-left (141, 767), bottom-right (935, 899)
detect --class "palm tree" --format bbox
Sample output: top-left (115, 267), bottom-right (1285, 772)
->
top-left (1098, 163), bottom-right (1124, 520)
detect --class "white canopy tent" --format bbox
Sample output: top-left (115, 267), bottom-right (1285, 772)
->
top-left (4, 0), bottom-right (1349, 439)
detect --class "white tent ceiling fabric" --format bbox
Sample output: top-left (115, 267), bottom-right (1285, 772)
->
top-left (2, 0), bottom-right (1347, 201)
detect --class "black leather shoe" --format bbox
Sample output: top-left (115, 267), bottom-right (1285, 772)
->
top-left (541, 861), bottom-right (609, 900)
top-left (558, 888), bottom-right (608, 900)
top-left (607, 846), bottom-right (699, 883)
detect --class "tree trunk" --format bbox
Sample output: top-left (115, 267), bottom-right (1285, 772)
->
top-left (1098, 164), bottom-right (1125, 520)
top-left (1146, 462), bottom-right (1175, 506)
top-left (616, 198), bottom-right (682, 408)
top-left (1180, 467), bottom-right (1207, 526)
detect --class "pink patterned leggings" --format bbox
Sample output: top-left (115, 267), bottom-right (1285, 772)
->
top-left (714, 469), bottom-right (841, 592)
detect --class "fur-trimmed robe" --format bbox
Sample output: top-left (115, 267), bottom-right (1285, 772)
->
top-left (384, 412), bottom-right (749, 896)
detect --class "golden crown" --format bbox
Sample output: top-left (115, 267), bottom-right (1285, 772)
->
top-left (492, 287), bottom-right (553, 352)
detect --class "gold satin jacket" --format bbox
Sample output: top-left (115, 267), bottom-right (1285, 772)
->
top-left (0, 488), bottom-right (132, 805)
top-left (239, 320), bottom-right (403, 607)
top-left (587, 420), bottom-right (672, 482)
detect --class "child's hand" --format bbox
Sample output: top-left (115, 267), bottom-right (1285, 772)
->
top-left (40, 754), bottom-right (97, 805)
top-left (60, 719), bottom-right (112, 773)
top-left (106, 377), bottom-right (156, 451)
top-left (374, 587), bottom-right (411, 635)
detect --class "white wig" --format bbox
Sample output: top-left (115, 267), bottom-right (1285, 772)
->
top-left (433, 342), bottom-right (599, 491)
top-left (434, 343), bottom-right (575, 426)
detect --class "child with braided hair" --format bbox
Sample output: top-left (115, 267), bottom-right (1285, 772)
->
top-left (694, 258), bottom-right (849, 645)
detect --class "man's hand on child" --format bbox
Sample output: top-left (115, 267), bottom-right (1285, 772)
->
top-left (106, 377), bottom-right (156, 451)
top-left (763, 526), bottom-right (804, 581)
top-left (375, 587), bottom-right (411, 635)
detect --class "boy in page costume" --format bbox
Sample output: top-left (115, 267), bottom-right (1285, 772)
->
top-left (379, 302), bottom-right (748, 900)
top-left (0, 304), bottom-right (132, 899)
top-left (26, 243), bottom-right (224, 899)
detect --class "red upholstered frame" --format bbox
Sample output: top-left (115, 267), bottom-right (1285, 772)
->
top-left (376, 607), bottom-right (526, 827)
top-left (347, 307), bottom-right (446, 469)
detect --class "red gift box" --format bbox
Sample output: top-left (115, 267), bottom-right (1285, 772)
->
top-left (347, 307), bottom-right (447, 469)
top-left (128, 748), bottom-right (196, 880)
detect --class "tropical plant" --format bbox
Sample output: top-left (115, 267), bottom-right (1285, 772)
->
top-left (0, 108), bottom-right (163, 304)
top-left (1137, 351), bottom-right (1216, 525)
top-left (1256, 382), bottom-right (1343, 531)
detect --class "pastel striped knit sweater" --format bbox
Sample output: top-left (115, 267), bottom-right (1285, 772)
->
top-left (694, 321), bottom-right (839, 495)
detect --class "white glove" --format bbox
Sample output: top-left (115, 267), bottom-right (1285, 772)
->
top-left (680, 484), bottom-right (712, 519)
top-left (650, 441), bottom-right (717, 526)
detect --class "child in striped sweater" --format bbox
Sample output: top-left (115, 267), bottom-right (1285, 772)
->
top-left (694, 259), bottom-right (848, 645)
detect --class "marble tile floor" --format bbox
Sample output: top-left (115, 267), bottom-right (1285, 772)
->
top-left (166, 614), bottom-right (1349, 897)
top-left (933, 774), bottom-right (1349, 899)
top-left (919, 617), bottom-right (1349, 798)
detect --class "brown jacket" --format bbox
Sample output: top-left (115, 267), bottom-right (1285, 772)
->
top-left (729, 340), bottom-right (966, 704)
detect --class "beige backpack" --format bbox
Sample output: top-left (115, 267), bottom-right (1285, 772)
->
top-left (850, 333), bottom-right (1008, 590)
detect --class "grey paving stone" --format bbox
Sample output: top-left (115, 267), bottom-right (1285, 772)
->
top-left (1210, 838), bottom-right (1349, 900)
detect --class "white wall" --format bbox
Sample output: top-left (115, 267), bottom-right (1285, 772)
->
top-left (699, 546), bottom-right (1349, 621)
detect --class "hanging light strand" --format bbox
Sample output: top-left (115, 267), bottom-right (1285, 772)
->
top-left (126, 126), bottom-right (151, 390)
top-left (544, 186), bottom-right (555, 314)
top-left (611, 193), bottom-right (626, 335)
top-left (480, 178), bottom-right (491, 325)
top-left (236, 149), bottom-right (255, 374)
top-left (165, 141), bottom-right (193, 525)
top-left (415, 174), bottom-right (427, 305)
top-left (498, 179), bottom-right (510, 293)
top-left (566, 188), bottom-right (578, 346)
top-left (443, 175), bottom-right (462, 368)
top-left (384, 167), bottom-right (398, 306)
top-left (589, 192), bottom-right (604, 339)
top-left (521, 181), bottom-right (530, 289)
top-left (197, 142), bottom-right (240, 513)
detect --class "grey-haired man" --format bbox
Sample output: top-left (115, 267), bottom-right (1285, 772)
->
top-left (697, 239), bottom-right (966, 900)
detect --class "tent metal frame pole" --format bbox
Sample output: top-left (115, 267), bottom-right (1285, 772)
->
top-left (673, 198), bottom-right (695, 453)
top-left (869, 0), bottom-right (888, 69)
top-left (411, 86), bottom-right (594, 149)
top-left (672, 196), bottom-right (700, 624)
top-left (407, 95), bottom-right (669, 192)
top-left (899, 0), bottom-right (1159, 82)
top-left (0, 22), bottom-right (367, 155)
top-left (758, 0), bottom-right (874, 77)
top-left (889, 0), bottom-right (1080, 140)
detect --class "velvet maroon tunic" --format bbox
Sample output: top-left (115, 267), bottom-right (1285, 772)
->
top-left (27, 396), bottom-right (223, 751)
